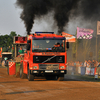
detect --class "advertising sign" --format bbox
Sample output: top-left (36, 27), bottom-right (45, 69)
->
top-left (13, 36), bottom-right (27, 44)
top-left (85, 67), bottom-right (95, 75)
top-left (77, 27), bottom-right (94, 39)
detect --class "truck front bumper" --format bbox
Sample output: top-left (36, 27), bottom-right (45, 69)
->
top-left (30, 70), bottom-right (67, 75)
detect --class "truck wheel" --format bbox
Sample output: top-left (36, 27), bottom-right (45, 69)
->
top-left (27, 67), bottom-right (34, 81)
top-left (58, 74), bottom-right (64, 81)
top-left (20, 63), bottom-right (27, 79)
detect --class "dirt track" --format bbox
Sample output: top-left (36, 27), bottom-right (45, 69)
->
top-left (0, 67), bottom-right (100, 100)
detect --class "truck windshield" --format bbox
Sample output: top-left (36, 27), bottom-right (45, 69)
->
top-left (32, 39), bottom-right (65, 52)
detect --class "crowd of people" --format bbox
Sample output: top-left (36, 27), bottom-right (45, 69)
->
top-left (68, 60), bottom-right (99, 68)
top-left (67, 60), bottom-right (100, 75)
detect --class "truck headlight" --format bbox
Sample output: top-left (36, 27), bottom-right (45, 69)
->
top-left (60, 66), bottom-right (64, 69)
top-left (33, 66), bottom-right (37, 69)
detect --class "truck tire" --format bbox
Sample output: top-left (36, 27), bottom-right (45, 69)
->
top-left (27, 67), bottom-right (34, 81)
top-left (57, 74), bottom-right (64, 81)
top-left (20, 62), bottom-right (27, 79)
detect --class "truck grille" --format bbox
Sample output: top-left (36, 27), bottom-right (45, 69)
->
top-left (33, 56), bottom-right (64, 63)
top-left (39, 64), bottom-right (59, 70)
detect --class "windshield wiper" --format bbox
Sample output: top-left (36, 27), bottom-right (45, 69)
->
top-left (42, 55), bottom-right (57, 63)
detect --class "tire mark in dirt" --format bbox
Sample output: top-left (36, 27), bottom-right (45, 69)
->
top-left (0, 81), bottom-right (20, 84)
top-left (5, 90), bottom-right (45, 94)
top-left (3, 86), bottom-right (100, 95)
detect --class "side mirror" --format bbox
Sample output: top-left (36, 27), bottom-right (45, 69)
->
top-left (27, 44), bottom-right (30, 50)
top-left (66, 42), bottom-right (69, 49)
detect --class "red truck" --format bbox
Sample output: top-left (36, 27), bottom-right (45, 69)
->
top-left (20, 32), bottom-right (69, 81)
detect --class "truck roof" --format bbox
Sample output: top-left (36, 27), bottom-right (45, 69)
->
top-left (28, 32), bottom-right (65, 40)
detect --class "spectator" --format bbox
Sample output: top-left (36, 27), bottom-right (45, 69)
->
top-left (84, 60), bottom-right (87, 67)
top-left (80, 62), bottom-right (84, 67)
top-left (18, 47), bottom-right (24, 54)
top-left (97, 62), bottom-right (100, 76)
top-left (94, 61), bottom-right (98, 68)
top-left (91, 60), bottom-right (95, 67)
top-left (87, 62), bottom-right (91, 67)
top-left (4, 57), bottom-right (8, 67)
top-left (74, 61), bottom-right (76, 67)
top-left (77, 61), bottom-right (80, 67)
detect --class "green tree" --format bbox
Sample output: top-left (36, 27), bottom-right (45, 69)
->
top-left (0, 35), bottom-right (4, 47)
top-left (18, 34), bottom-right (21, 36)
top-left (10, 31), bottom-right (17, 38)
top-left (0, 31), bottom-right (20, 52)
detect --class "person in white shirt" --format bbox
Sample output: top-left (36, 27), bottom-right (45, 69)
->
top-left (84, 60), bottom-right (87, 67)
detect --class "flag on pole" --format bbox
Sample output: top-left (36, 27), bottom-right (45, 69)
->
top-left (77, 27), bottom-right (94, 39)
top-left (62, 32), bottom-right (76, 42)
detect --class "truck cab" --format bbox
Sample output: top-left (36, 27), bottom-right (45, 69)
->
top-left (20, 32), bottom-right (69, 81)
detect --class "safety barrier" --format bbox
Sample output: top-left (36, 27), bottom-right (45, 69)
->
top-left (67, 66), bottom-right (97, 76)
top-left (85, 67), bottom-right (95, 75)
